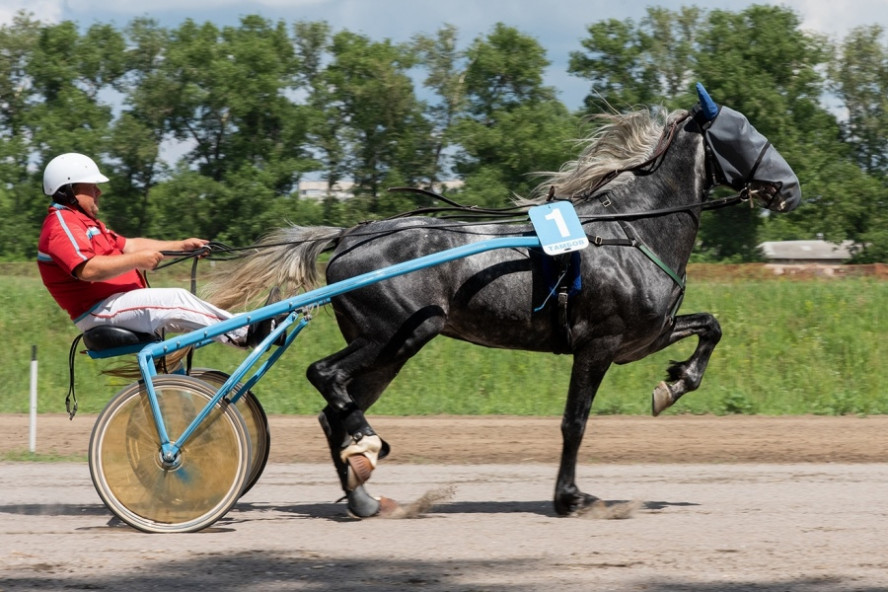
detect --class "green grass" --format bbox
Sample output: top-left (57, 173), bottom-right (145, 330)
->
top-left (2, 263), bottom-right (886, 416)
top-left (0, 450), bottom-right (87, 462)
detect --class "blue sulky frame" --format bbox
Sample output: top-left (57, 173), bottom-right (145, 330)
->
top-left (83, 203), bottom-right (590, 532)
top-left (133, 235), bottom-right (543, 464)
top-left (90, 201), bottom-right (585, 467)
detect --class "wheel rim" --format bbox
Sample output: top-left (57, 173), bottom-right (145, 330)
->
top-left (188, 369), bottom-right (270, 496)
top-left (90, 375), bottom-right (250, 532)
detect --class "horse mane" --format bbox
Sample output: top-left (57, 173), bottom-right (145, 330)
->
top-left (522, 107), bottom-right (689, 204)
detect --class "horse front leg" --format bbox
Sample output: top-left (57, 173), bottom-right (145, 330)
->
top-left (651, 312), bottom-right (722, 416)
top-left (554, 345), bottom-right (615, 516)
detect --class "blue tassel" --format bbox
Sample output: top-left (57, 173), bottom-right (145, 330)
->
top-left (696, 82), bottom-right (719, 121)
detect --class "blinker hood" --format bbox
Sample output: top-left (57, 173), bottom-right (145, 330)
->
top-left (694, 83), bottom-right (801, 212)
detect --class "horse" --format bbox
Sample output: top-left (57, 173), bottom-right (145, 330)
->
top-left (206, 83), bottom-right (801, 518)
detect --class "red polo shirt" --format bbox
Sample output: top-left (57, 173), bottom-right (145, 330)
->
top-left (38, 203), bottom-right (147, 321)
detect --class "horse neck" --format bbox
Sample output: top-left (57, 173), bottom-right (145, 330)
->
top-left (581, 129), bottom-right (708, 274)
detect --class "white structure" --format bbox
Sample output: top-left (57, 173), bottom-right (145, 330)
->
top-left (758, 240), bottom-right (856, 264)
top-left (298, 180), bottom-right (355, 200)
top-left (298, 179), bottom-right (464, 201)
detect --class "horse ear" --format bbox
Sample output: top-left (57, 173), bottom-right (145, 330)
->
top-left (696, 82), bottom-right (719, 121)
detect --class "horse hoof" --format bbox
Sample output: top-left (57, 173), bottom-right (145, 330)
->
top-left (346, 453), bottom-right (374, 489)
top-left (554, 492), bottom-right (600, 516)
top-left (652, 381), bottom-right (674, 416)
top-left (346, 484), bottom-right (380, 518)
top-left (346, 485), bottom-right (401, 519)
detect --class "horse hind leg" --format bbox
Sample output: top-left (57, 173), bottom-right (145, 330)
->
top-left (315, 361), bottom-right (428, 518)
top-left (308, 308), bottom-right (446, 517)
top-left (651, 313), bottom-right (722, 416)
top-left (317, 401), bottom-right (397, 519)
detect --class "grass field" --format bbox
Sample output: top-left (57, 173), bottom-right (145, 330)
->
top-left (2, 262), bottom-right (886, 416)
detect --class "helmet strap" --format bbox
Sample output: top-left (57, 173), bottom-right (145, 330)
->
top-left (54, 185), bottom-right (81, 209)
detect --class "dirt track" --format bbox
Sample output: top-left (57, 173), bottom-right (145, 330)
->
top-left (3, 413), bottom-right (888, 464)
top-left (2, 414), bottom-right (888, 591)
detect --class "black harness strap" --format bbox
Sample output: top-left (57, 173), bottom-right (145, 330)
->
top-left (532, 250), bottom-right (581, 353)
top-left (65, 334), bottom-right (83, 419)
top-left (555, 255), bottom-right (577, 352)
top-left (592, 193), bottom-right (687, 323)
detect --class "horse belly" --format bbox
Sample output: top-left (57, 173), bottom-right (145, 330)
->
top-left (442, 284), bottom-right (562, 352)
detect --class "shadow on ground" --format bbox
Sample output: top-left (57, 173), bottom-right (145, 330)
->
top-left (0, 550), bottom-right (874, 592)
top-left (0, 497), bottom-right (699, 522)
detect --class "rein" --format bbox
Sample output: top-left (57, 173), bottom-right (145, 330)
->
top-left (153, 112), bottom-right (754, 302)
top-left (379, 185), bottom-right (749, 228)
top-left (381, 110), bottom-right (748, 228)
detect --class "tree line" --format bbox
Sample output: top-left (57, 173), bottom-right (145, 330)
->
top-left (1, 4), bottom-right (886, 262)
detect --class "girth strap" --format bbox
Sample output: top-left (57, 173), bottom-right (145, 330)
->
top-left (591, 194), bottom-right (687, 321)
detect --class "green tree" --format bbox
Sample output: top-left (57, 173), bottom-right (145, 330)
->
top-left (99, 18), bottom-right (174, 237)
top-left (219, 15), bottom-right (314, 194)
top-left (831, 25), bottom-right (888, 177)
top-left (294, 21), bottom-right (351, 199)
top-left (26, 21), bottom-right (123, 156)
top-left (570, 5), bottom-right (854, 261)
top-left (827, 25), bottom-right (888, 263)
top-left (2, 10), bottom-right (886, 261)
top-left (142, 16), bottom-right (316, 242)
top-left (413, 24), bottom-right (466, 187)
top-left (569, 6), bottom-right (702, 111)
top-left (452, 23), bottom-right (579, 204)
top-left (158, 17), bottom-right (307, 183)
top-left (16, 19), bottom-right (122, 256)
top-left (323, 31), bottom-right (434, 213)
top-left (694, 6), bottom-right (839, 261)
top-left (0, 12), bottom-right (42, 259)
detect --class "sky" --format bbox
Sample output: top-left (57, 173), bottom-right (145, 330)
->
top-left (1, 0), bottom-right (884, 110)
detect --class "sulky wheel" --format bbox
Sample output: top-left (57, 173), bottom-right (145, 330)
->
top-left (88, 375), bottom-right (251, 533)
top-left (187, 368), bottom-right (270, 497)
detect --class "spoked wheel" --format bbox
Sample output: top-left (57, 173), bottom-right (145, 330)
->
top-left (188, 368), bottom-right (270, 497)
top-left (88, 375), bottom-right (251, 533)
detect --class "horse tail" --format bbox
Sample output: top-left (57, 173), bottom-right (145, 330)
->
top-left (100, 347), bottom-right (194, 381)
top-left (203, 225), bottom-right (345, 311)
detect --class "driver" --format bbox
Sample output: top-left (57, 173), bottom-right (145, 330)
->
top-left (37, 152), bottom-right (274, 348)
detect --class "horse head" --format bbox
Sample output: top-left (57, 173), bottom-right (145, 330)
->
top-left (694, 82), bottom-right (801, 213)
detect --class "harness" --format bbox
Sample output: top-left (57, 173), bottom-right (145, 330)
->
top-left (520, 112), bottom-right (741, 349)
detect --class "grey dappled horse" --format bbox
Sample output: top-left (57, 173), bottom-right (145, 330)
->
top-left (208, 84), bottom-right (800, 518)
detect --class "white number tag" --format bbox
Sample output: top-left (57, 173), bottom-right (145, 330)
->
top-left (529, 202), bottom-right (589, 255)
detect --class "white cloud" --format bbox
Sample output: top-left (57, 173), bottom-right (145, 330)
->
top-left (0, 0), bottom-right (63, 25)
top-left (6, 0), bottom-right (884, 43)
top-left (767, 0), bottom-right (885, 38)
top-left (62, 0), bottom-right (327, 14)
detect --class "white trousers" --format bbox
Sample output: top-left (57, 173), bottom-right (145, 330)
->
top-left (74, 287), bottom-right (248, 347)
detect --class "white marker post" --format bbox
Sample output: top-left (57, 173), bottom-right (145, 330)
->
top-left (29, 345), bottom-right (37, 453)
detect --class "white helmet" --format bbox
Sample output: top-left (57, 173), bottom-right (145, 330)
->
top-left (43, 153), bottom-right (110, 196)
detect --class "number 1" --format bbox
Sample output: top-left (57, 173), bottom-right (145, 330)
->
top-left (544, 208), bottom-right (570, 238)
